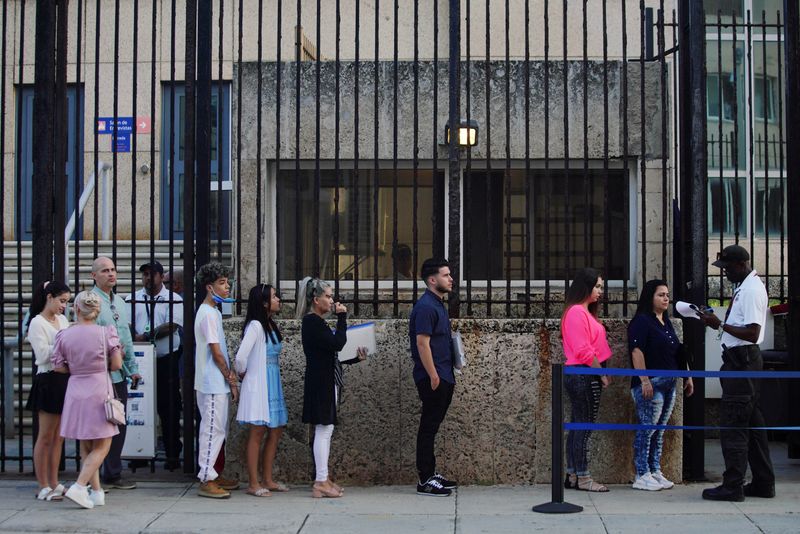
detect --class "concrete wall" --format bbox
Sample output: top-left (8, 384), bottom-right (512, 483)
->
top-left (219, 317), bottom-right (684, 486)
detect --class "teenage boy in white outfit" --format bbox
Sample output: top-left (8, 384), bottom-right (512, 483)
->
top-left (194, 262), bottom-right (239, 499)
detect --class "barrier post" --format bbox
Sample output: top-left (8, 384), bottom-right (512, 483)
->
top-left (533, 363), bottom-right (583, 514)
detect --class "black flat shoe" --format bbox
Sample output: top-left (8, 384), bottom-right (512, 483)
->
top-left (702, 485), bottom-right (744, 502)
top-left (743, 482), bottom-right (775, 498)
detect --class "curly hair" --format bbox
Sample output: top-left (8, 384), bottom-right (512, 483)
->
top-left (195, 262), bottom-right (232, 290)
top-left (74, 291), bottom-right (102, 322)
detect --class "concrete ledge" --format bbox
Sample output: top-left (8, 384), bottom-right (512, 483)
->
top-left (221, 318), bottom-right (683, 485)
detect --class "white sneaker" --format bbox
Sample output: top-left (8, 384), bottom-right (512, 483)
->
top-left (65, 483), bottom-right (94, 509)
top-left (651, 471), bottom-right (675, 490)
top-left (90, 488), bottom-right (106, 506)
top-left (632, 473), bottom-right (662, 491)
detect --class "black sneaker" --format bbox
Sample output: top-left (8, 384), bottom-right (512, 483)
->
top-left (701, 484), bottom-right (744, 502)
top-left (416, 476), bottom-right (452, 497)
top-left (743, 482), bottom-right (775, 498)
top-left (433, 472), bottom-right (457, 490)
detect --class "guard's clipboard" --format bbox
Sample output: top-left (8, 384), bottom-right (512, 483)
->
top-left (338, 322), bottom-right (376, 362)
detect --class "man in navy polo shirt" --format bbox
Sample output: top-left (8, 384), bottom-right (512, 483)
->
top-left (410, 258), bottom-right (457, 496)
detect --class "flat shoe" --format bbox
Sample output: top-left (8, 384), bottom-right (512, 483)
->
top-left (47, 484), bottom-right (65, 501)
top-left (577, 478), bottom-right (609, 492)
top-left (265, 482), bottom-right (289, 492)
top-left (312, 484), bottom-right (342, 498)
top-left (246, 487), bottom-right (271, 497)
top-left (564, 474), bottom-right (577, 489)
top-left (36, 487), bottom-right (53, 501)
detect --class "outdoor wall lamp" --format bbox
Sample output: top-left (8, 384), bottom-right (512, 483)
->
top-left (444, 118), bottom-right (479, 147)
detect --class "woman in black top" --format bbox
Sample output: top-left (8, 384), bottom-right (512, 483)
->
top-left (628, 279), bottom-right (694, 492)
top-left (297, 277), bottom-right (365, 498)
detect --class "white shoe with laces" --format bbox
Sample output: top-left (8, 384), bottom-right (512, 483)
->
top-left (90, 488), bottom-right (106, 506)
top-left (651, 471), bottom-right (675, 489)
top-left (64, 483), bottom-right (94, 509)
top-left (632, 473), bottom-right (663, 491)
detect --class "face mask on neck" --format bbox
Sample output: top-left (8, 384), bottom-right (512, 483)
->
top-left (210, 289), bottom-right (236, 304)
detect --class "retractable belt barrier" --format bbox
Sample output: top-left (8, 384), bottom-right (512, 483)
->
top-left (532, 363), bottom-right (799, 515)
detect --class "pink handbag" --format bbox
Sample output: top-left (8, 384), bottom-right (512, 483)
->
top-left (102, 326), bottom-right (127, 426)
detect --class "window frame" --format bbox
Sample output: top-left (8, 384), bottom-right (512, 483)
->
top-left (270, 159), bottom-right (638, 289)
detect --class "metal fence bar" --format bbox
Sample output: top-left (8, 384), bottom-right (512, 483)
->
top-left (0, 0), bottom-right (7, 472)
top-left (732, 10), bottom-right (741, 244)
top-left (776, 10), bottom-right (785, 302)
top-left (372, 0), bottom-right (379, 316)
top-left (273, 0), bottom-right (281, 300)
top-left (504, 0), bottom-right (511, 317)
top-left (352, 0), bottom-right (359, 315)
top-left (659, 4), bottom-right (669, 282)
top-left (544, 0), bottom-right (551, 317)
top-left (601, 0), bottom-right (610, 316)
top-left (392, 0), bottom-right (399, 316)
top-left (313, 0), bottom-right (321, 279)
top-left (484, 0), bottom-right (491, 317)
top-left (524, 0), bottom-right (531, 316)
top-left (182, 0), bottom-right (198, 475)
top-left (334, 0), bottom-right (341, 296)
top-left (760, 10), bottom-right (770, 290)
top-left (294, 0), bottom-right (301, 292)
top-left (464, 0), bottom-right (472, 315)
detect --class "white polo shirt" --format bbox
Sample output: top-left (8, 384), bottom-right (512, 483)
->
top-left (721, 270), bottom-right (767, 348)
top-left (126, 285), bottom-right (184, 357)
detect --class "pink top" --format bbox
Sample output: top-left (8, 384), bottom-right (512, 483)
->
top-left (561, 304), bottom-right (612, 366)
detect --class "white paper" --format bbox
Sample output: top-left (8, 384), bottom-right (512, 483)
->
top-left (338, 322), bottom-right (376, 362)
top-left (675, 301), bottom-right (705, 320)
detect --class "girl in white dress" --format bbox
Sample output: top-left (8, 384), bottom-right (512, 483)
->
top-left (25, 281), bottom-right (71, 501)
top-left (235, 284), bottom-right (288, 497)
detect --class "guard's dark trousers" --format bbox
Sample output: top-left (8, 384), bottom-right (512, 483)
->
top-left (719, 345), bottom-right (775, 490)
top-left (102, 381), bottom-right (128, 483)
top-left (416, 377), bottom-right (455, 483)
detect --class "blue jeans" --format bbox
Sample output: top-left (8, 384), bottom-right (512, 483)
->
top-left (564, 373), bottom-right (602, 477)
top-left (631, 377), bottom-right (677, 477)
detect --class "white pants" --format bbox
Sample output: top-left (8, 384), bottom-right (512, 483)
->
top-left (313, 424), bottom-right (335, 482)
top-left (196, 391), bottom-right (229, 483)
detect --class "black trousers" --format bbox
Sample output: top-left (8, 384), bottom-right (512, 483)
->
top-left (102, 381), bottom-right (128, 483)
top-left (719, 345), bottom-right (775, 490)
top-left (157, 350), bottom-right (183, 463)
top-left (415, 377), bottom-right (455, 482)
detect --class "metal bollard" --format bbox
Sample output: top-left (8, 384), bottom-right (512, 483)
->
top-left (532, 363), bottom-right (583, 514)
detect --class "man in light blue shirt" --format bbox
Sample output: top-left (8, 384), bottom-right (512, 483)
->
top-left (91, 256), bottom-right (141, 490)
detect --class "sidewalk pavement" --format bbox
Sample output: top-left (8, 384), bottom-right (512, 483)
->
top-left (0, 441), bottom-right (797, 533)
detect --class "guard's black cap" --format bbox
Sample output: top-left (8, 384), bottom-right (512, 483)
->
top-left (139, 261), bottom-right (164, 274)
top-left (711, 245), bottom-right (750, 268)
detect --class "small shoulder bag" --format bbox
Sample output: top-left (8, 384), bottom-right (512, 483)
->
top-left (102, 326), bottom-right (127, 426)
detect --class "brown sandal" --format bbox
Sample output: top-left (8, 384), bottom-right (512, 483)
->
top-left (577, 477), bottom-right (609, 492)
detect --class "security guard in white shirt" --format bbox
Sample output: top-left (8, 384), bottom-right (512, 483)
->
top-left (699, 245), bottom-right (775, 502)
top-left (127, 261), bottom-right (184, 469)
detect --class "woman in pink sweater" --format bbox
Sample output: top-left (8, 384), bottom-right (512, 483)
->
top-left (561, 268), bottom-right (612, 492)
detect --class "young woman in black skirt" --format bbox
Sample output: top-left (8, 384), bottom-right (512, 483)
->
top-left (25, 281), bottom-right (72, 501)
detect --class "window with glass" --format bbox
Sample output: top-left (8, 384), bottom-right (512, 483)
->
top-left (464, 168), bottom-right (630, 282)
top-left (704, 0), bottom-right (787, 238)
top-left (277, 168), bottom-right (444, 281)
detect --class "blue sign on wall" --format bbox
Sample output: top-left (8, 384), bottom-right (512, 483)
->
top-left (113, 134), bottom-right (131, 153)
top-left (97, 117), bottom-right (134, 134)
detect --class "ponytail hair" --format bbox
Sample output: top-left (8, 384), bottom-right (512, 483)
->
top-left (295, 276), bottom-right (330, 319)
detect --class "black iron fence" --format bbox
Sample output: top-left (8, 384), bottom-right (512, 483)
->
top-left (0, 0), bottom-right (798, 476)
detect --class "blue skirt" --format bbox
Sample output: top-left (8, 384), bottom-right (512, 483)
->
top-left (265, 360), bottom-right (288, 428)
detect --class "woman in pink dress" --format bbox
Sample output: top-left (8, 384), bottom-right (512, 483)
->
top-left (52, 291), bottom-right (122, 509)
